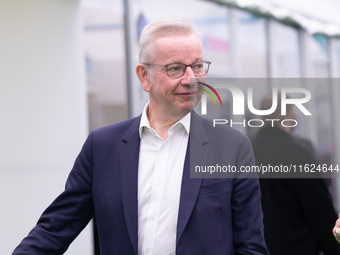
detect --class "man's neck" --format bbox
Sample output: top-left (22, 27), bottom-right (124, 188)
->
top-left (147, 106), bottom-right (187, 140)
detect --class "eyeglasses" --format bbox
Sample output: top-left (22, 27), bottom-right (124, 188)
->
top-left (143, 60), bottom-right (211, 78)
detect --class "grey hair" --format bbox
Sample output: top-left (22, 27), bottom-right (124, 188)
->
top-left (138, 17), bottom-right (202, 63)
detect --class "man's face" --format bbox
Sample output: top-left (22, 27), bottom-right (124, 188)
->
top-left (147, 34), bottom-right (204, 119)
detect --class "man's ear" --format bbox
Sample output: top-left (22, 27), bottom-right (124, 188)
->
top-left (136, 64), bottom-right (151, 92)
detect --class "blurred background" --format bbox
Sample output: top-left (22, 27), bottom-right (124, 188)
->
top-left (1, 0), bottom-right (340, 254)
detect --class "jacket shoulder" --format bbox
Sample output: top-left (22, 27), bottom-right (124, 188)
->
top-left (90, 116), bottom-right (141, 142)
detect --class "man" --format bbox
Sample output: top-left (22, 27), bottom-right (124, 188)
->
top-left (13, 17), bottom-right (268, 255)
top-left (252, 93), bottom-right (339, 255)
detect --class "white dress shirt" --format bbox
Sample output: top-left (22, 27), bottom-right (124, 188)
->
top-left (137, 104), bottom-right (190, 255)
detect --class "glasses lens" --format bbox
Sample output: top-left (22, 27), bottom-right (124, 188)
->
top-left (166, 61), bottom-right (210, 78)
top-left (191, 61), bottom-right (209, 76)
top-left (166, 63), bottom-right (185, 78)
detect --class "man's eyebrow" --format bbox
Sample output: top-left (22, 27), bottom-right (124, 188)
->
top-left (174, 59), bottom-right (204, 63)
top-left (164, 59), bottom-right (204, 66)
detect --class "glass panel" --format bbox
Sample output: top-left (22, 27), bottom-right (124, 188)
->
top-left (305, 33), bottom-right (329, 77)
top-left (270, 21), bottom-right (301, 78)
top-left (332, 39), bottom-right (340, 77)
top-left (83, 0), bottom-right (128, 131)
top-left (233, 9), bottom-right (268, 78)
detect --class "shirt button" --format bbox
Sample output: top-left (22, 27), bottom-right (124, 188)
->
top-left (160, 149), bottom-right (166, 155)
top-left (145, 248), bottom-right (150, 253)
top-left (155, 181), bottom-right (161, 187)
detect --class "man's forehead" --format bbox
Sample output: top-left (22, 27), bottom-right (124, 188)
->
top-left (153, 35), bottom-right (202, 55)
top-left (155, 33), bottom-right (201, 43)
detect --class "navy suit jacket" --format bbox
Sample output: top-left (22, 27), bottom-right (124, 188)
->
top-left (13, 112), bottom-right (269, 255)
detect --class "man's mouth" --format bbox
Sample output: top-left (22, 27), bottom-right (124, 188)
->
top-left (175, 90), bottom-right (199, 98)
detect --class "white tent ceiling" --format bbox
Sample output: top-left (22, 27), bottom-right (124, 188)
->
top-left (209, 0), bottom-right (340, 36)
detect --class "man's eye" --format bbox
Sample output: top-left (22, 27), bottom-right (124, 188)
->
top-left (192, 63), bottom-right (203, 69)
top-left (168, 65), bottom-right (183, 72)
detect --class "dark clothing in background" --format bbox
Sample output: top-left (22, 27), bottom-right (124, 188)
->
top-left (252, 126), bottom-right (339, 255)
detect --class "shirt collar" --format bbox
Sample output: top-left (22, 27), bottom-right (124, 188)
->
top-left (139, 103), bottom-right (191, 139)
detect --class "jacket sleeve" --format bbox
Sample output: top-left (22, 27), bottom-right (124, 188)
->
top-left (12, 132), bottom-right (95, 255)
top-left (232, 136), bottom-right (270, 255)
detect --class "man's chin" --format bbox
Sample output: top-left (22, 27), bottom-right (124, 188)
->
top-left (174, 104), bottom-right (192, 117)
top-left (172, 98), bottom-right (200, 117)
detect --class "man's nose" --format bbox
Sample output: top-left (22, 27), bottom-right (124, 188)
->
top-left (181, 66), bottom-right (196, 84)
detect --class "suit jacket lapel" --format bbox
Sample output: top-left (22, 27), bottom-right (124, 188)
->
top-left (176, 112), bottom-right (209, 244)
top-left (120, 116), bottom-right (141, 255)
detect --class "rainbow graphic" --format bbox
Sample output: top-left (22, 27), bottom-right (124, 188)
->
top-left (197, 82), bottom-right (222, 106)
